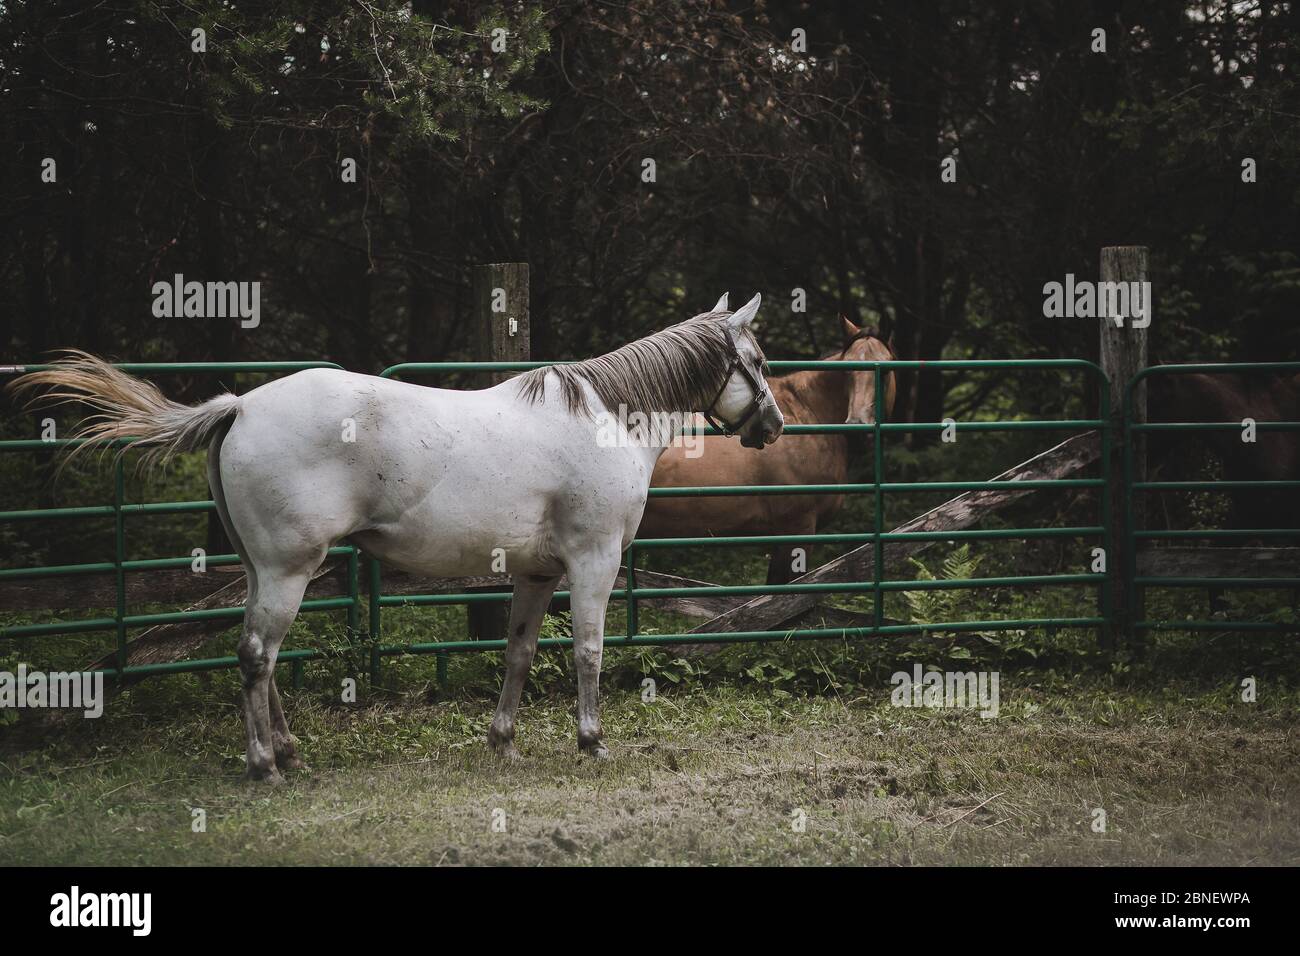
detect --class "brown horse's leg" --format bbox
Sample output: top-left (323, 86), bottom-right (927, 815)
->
top-left (766, 548), bottom-right (795, 585)
top-left (767, 518), bottom-right (817, 585)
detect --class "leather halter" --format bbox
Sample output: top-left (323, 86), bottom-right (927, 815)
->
top-left (702, 325), bottom-right (770, 436)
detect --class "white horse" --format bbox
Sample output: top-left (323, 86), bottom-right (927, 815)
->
top-left (13, 294), bottom-right (783, 782)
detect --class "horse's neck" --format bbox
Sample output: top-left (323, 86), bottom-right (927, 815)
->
top-left (772, 368), bottom-right (849, 424)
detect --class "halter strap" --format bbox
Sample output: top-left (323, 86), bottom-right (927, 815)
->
top-left (703, 325), bottom-right (770, 437)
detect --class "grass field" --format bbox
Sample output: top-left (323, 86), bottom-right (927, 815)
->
top-left (3, 441), bottom-right (1298, 865)
top-left (2, 653), bottom-right (1297, 866)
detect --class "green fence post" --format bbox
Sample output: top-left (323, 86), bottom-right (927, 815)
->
top-left (346, 547), bottom-right (359, 638)
top-left (873, 367), bottom-right (885, 629)
top-left (114, 458), bottom-right (127, 678)
top-left (1099, 382), bottom-right (1113, 644)
top-left (1122, 381), bottom-right (1138, 649)
top-left (1116, 379), bottom-right (1134, 638)
top-left (349, 547), bottom-right (378, 685)
top-left (367, 553), bottom-right (381, 682)
top-left (626, 544), bottom-right (639, 639)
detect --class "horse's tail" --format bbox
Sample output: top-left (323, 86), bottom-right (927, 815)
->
top-left (5, 350), bottom-right (239, 473)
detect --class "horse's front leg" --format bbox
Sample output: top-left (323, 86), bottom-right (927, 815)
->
top-left (767, 515), bottom-right (816, 585)
top-left (488, 573), bottom-right (561, 758)
top-left (566, 548), bottom-right (621, 758)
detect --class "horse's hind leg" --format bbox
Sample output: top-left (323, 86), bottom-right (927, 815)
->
top-left (207, 433), bottom-right (308, 777)
top-left (239, 568), bottom-right (314, 784)
top-left (268, 676), bottom-right (305, 771)
top-left (488, 574), bottom-right (561, 758)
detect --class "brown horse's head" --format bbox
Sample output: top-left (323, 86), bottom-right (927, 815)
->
top-left (838, 316), bottom-right (896, 424)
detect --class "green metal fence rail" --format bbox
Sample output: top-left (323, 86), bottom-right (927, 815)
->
top-left (0, 362), bottom-right (364, 682)
top-left (364, 358), bottom-right (1109, 681)
top-left (0, 355), bottom-right (1153, 683)
top-left (1123, 362), bottom-right (1300, 634)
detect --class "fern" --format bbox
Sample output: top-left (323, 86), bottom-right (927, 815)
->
top-left (904, 544), bottom-right (983, 626)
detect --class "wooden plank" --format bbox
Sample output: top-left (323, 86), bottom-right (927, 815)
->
top-left (1137, 547), bottom-right (1300, 579)
top-left (687, 431), bottom-right (1102, 637)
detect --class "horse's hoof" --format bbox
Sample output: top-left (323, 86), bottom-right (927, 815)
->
top-left (580, 741), bottom-right (610, 760)
top-left (489, 736), bottom-right (522, 761)
top-left (488, 726), bottom-right (521, 760)
top-left (496, 742), bottom-right (522, 761)
top-left (277, 754), bottom-right (308, 772)
top-left (245, 766), bottom-right (285, 786)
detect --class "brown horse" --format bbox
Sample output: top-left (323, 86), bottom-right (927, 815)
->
top-left (1148, 369), bottom-right (1300, 530)
top-left (639, 317), bottom-right (896, 583)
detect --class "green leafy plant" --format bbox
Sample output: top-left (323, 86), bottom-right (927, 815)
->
top-left (537, 610), bottom-right (571, 641)
top-left (904, 544), bottom-right (983, 627)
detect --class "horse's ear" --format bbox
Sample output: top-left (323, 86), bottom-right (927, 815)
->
top-left (711, 292), bottom-right (729, 313)
top-left (840, 314), bottom-right (861, 340)
top-left (725, 293), bottom-right (761, 329)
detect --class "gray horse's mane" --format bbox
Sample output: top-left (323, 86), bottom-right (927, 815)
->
top-left (516, 311), bottom-right (762, 418)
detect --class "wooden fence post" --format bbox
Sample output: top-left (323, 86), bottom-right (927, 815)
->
top-left (1099, 246), bottom-right (1148, 651)
top-left (468, 263), bottom-right (530, 641)
top-left (473, 263), bottom-right (531, 383)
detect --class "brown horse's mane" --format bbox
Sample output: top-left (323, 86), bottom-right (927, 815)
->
top-left (769, 328), bottom-right (893, 378)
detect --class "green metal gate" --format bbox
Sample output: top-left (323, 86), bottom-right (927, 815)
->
top-left (0, 362), bottom-right (364, 681)
top-left (1122, 362), bottom-right (1300, 634)
top-left (5, 355), bottom-right (1289, 685)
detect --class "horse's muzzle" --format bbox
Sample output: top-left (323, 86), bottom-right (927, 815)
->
top-left (742, 420), bottom-right (782, 449)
